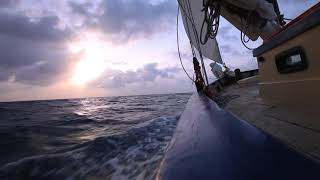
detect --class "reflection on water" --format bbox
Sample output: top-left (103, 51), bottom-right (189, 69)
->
top-left (0, 93), bottom-right (191, 179)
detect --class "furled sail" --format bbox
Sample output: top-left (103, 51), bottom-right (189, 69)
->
top-left (224, 0), bottom-right (277, 20)
top-left (178, 0), bottom-right (223, 63)
top-left (178, 0), bottom-right (280, 52)
top-left (221, 0), bottom-right (279, 40)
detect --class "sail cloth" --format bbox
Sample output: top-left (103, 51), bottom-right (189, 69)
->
top-left (224, 0), bottom-right (277, 20)
top-left (179, 0), bottom-right (280, 50)
top-left (221, 0), bottom-right (279, 40)
top-left (178, 0), bottom-right (223, 63)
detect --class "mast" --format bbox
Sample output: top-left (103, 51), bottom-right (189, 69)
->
top-left (177, 0), bottom-right (283, 91)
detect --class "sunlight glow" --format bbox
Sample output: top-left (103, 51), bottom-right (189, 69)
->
top-left (70, 33), bottom-right (109, 85)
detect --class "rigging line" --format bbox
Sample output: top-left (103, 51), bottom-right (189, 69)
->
top-left (283, 17), bottom-right (293, 21)
top-left (180, 0), bottom-right (198, 59)
top-left (192, 72), bottom-right (195, 85)
top-left (185, 0), bottom-right (202, 54)
top-left (177, 6), bottom-right (195, 83)
top-left (181, 0), bottom-right (196, 57)
top-left (177, 0), bottom-right (197, 58)
top-left (240, 16), bottom-right (254, 50)
top-left (179, 0), bottom-right (206, 54)
top-left (185, 0), bottom-right (209, 85)
top-left (243, 10), bottom-right (254, 43)
top-left (200, 0), bottom-right (221, 45)
top-left (178, 0), bottom-right (209, 85)
top-left (176, 0), bottom-right (197, 27)
top-left (187, 0), bottom-right (210, 86)
top-left (183, 0), bottom-right (207, 83)
top-left (190, 41), bottom-right (196, 57)
top-left (180, 6), bottom-right (196, 57)
top-left (179, 0), bottom-right (206, 58)
top-left (184, 8), bottom-right (197, 57)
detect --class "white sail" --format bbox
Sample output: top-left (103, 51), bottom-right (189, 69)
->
top-left (178, 0), bottom-right (223, 63)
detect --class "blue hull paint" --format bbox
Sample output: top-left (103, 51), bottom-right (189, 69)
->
top-left (157, 92), bottom-right (320, 180)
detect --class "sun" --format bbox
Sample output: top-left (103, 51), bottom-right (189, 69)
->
top-left (70, 35), bottom-right (108, 85)
top-left (72, 56), bottom-right (106, 85)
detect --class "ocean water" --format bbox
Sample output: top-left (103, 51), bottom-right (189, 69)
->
top-left (0, 93), bottom-right (191, 180)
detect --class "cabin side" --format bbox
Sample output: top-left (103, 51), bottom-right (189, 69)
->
top-left (253, 4), bottom-right (320, 105)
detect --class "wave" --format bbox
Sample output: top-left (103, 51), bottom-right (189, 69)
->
top-left (0, 116), bottom-right (179, 180)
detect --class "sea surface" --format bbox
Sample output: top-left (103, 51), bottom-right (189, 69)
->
top-left (0, 93), bottom-right (191, 180)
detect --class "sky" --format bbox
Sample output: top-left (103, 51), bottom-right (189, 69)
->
top-left (0, 0), bottom-right (318, 102)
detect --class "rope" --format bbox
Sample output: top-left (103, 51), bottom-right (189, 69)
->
top-left (200, 0), bottom-right (221, 45)
top-left (177, 6), bottom-right (195, 83)
top-left (283, 17), bottom-right (293, 21)
top-left (181, 0), bottom-right (197, 57)
top-left (176, 0), bottom-right (197, 27)
top-left (240, 11), bottom-right (255, 50)
top-left (178, 0), bottom-right (209, 85)
top-left (179, 0), bottom-right (291, 62)
top-left (177, 0), bottom-right (198, 59)
top-left (184, 0), bottom-right (209, 85)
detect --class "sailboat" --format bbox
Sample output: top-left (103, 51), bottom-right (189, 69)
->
top-left (157, 0), bottom-right (320, 179)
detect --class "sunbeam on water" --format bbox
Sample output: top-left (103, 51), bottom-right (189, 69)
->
top-left (0, 93), bottom-right (191, 180)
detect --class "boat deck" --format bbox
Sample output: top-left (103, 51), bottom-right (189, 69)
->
top-left (218, 82), bottom-right (320, 161)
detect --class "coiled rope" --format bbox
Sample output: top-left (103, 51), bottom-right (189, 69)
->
top-left (200, 0), bottom-right (221, 45)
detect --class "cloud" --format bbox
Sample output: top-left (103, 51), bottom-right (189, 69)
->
top-left (70, 0), bottom-right (177, 43)
top-left (0, 67), bottom-right (11, 81)
top-left (0, 11), bottom-right (72, 85)
top-left (92, 63), bottom-right (180, 88)
top-left (68, 1), bottom-right (93, 17)
top-left (13, 58), bottom-right (73, 85)
top-left (0, 12), bottom-right (71, 42)
top-left (0, 0), bottom-right (20, 7)
top-left (111, 61), bottom-right (127, 66)
top-left (220, 44), bottom-right (251, 57)
top-left (220, 44), bottom-right (232, 53)
top-left (278, 0), bottom-right (318, 19)
top-left (218, 26), bottom-right (237, 41)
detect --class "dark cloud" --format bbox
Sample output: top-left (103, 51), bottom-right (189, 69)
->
top-left (0, 0), bottom-right (20, 7)
top-left (0, 12), bottom-right (71, 42)
top-left (0, 67), bottom-right (12, 81)
top-left (0, 11), bottom-right (72, 85)
top-left (70, 0), bottom-right (177, 43)
top-left (14, 58), bottom-right (70, 85)
top-left (68, 1), bottom-right (93, 17)
top-left (93, 63), bottom-right (180, 88)
top-left (0, 35), bottom-right (67, 68)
